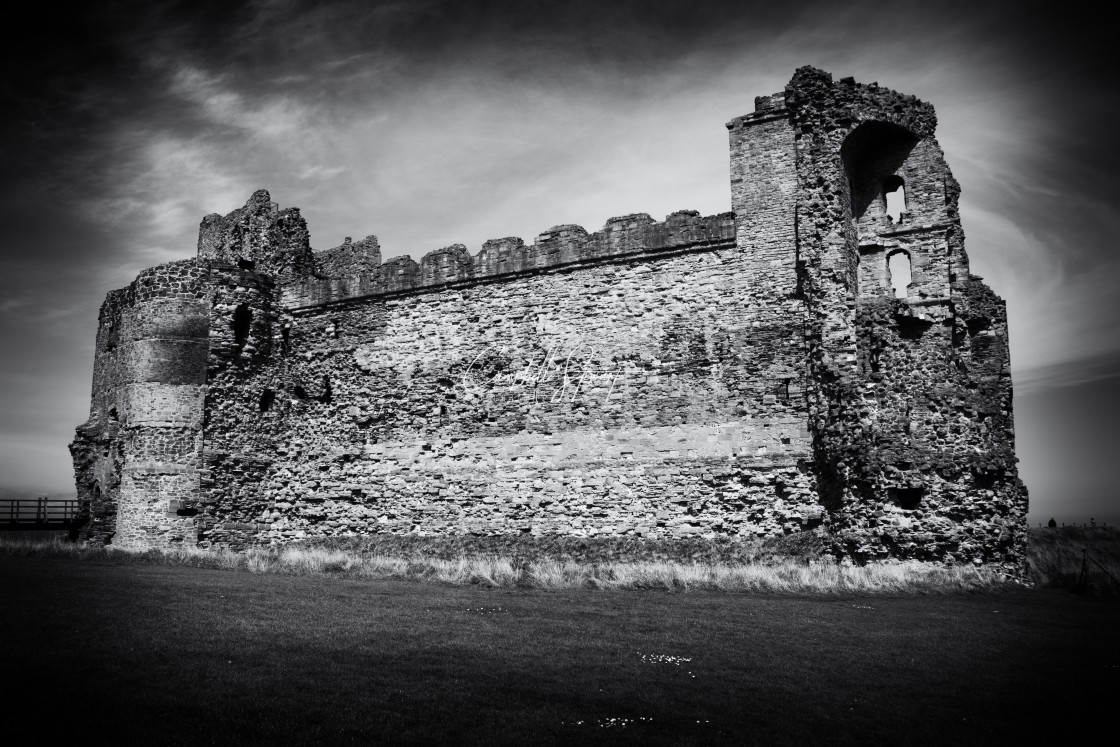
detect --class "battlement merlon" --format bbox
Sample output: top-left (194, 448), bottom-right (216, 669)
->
top-left (314, 235), bottom-right (382, 278)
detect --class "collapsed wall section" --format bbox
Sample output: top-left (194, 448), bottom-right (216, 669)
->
top-left (197, 188), bottom-right (316, 282)
top-left (782, 67), bottom-right (1027, 566)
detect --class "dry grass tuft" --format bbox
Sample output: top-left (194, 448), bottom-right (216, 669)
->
top-left (524, 559), bottom-right (1004, 593)
top-left (0, 535), bottom-right (1012, 593)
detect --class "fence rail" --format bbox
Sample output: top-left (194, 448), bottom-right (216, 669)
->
top-left (0, 498), bottom-right (88, 529)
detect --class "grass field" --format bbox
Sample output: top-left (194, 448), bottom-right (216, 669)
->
top-left (5, 526), bottom-right (1119, 593)
top-left (2, 548), bottom-right (1117, 745)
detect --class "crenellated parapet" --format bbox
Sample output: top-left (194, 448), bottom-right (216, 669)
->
top-left (284, 210), bottom-right (735, 309)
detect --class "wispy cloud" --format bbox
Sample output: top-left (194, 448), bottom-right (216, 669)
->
top-left (169, 66), bottom-right (310, 139)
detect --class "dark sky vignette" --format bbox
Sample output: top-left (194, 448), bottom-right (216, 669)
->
top-left (1, 0), bottom-right (1116, 525)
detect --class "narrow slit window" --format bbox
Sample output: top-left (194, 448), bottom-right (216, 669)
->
top-left (888, 252), bottom-right (911, 299)
top-left (233, 304), bottom-right (252, 347)
top-left (884, 176), bottom-right (906, 222)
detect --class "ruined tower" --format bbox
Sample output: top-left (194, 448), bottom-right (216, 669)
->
top-left (71, 68), bottom-right (1027, 567)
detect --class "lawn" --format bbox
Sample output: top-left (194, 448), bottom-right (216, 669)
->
top-left (2, 555), bottom-right (1117, 745)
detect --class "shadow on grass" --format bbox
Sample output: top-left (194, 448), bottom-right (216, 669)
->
top-left (1, 550), bottom-right (1117, 745)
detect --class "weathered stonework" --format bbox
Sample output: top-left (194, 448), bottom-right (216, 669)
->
top-left (71, 68), bottom-right (1028, 568)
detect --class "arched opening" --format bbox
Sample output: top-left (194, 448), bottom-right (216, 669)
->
top-left (232, 304), bottom-right (252, 347)
top-left (259, 389), bottom-right (276, 412)
top-left (887, 252), bottom-right (911, 299)
top-left (841, 122), bottom-right (919, 221)
top-left (884, 176), bottom-right (906, 222)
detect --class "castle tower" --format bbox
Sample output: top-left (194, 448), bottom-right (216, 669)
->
top-left (71, 260), bottom-right (210, 546)
top-left (726, 90), bottom-right (799, 298)
top-left (70, 191), bottom-right (305, 547)
top-left (779, 67), bottom-right (1026, 562)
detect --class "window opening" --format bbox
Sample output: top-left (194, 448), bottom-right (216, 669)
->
top-left (259, 389), bottom-right (276, 412)
top-left (232, 304), bottom-right (252, 347)
top-left (888, 486), bottom-right (924, 510)
top-left (841, 122), bottom-right (918, 220)
top-left (884, 176), bottom-right (906, 222)
top-left (104, 320), bottom-right (119, 351)
top-left (887, 252), bottom-right (911, 299)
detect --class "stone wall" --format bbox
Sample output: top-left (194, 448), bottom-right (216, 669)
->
top-left (199, 207), bottom-right (819, 547)
top-left (72, 67), bottom-right (1028, 569)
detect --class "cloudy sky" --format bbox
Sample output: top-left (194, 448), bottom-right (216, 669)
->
top-left (1, 0), bottom-right (1115, 524)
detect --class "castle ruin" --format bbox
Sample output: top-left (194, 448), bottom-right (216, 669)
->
top-left (70, 67), bottom-right (1028, 567)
